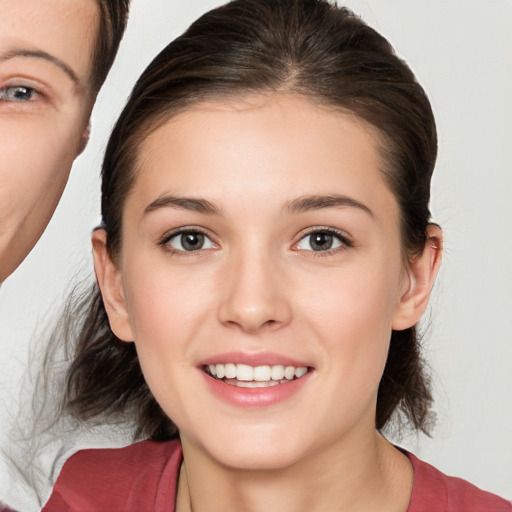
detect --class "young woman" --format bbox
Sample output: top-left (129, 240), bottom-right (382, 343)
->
top-left (40, 0), bottom-right (511, 510)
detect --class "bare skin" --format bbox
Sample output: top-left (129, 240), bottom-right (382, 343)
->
top-left (176, 430), bottom-right (413, 512)
top-left (94, 93), bottom-right (442, 512)
top-left (0, 0), bottom-right (99, 280)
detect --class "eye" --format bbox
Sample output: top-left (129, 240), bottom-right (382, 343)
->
top-left (165, 230), bottom-right (216, 252)
top-left (0, 85), bottom-right (39, 102)
top-left (295, 229), bottom-right (350, 252)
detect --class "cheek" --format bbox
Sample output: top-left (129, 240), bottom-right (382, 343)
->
top-left (121, 257), bottom-right (216, 368)
top-left (299, 260), bottom-right (402, 386)
top-left (301, 259), bottom-right (402, 338)
top-left (122, 267), bottom-right (211, 425)
top-left (0, 116), bottom-right (82, 213)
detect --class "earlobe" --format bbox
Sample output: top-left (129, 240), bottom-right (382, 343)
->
top-left (76, 121), bottom-right (91, 156)
top-left (392, 224), bottom-right (443, 330)
top-left (92, 228), bottom-right (134, 342)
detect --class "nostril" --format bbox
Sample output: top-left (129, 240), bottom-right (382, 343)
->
top-left (217, 286), bottom-right (293, 333)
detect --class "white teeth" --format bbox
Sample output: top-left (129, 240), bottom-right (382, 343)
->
top-left (224, 363), bottom-right (237, 379)
top-left (284, 366), bottom-right (295, 380)
top-left (215, 364), bottom-right (225, 379)
top-left (270, 365), bottom-right (285, 380)
top-left (295, 367), bottom-right (308, 378)
top-left (207, 363), bottom-right (309, 383)
top-left (231, 380), bottom-right (280, 388)
top-left (253, 365), bottom-right (271, 381)
top-left (236, 364), bottom-right (253, 381)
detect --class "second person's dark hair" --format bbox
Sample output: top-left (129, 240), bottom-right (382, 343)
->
top-left (92, 0), bottom-right (131, 94)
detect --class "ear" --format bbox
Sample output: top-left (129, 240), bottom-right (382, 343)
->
top-left (392, 224), bottom-right (443, 330)
top-left (92, 228), bottom-right (134, 342)
top-left (76, 121), bottom-right (91, 156)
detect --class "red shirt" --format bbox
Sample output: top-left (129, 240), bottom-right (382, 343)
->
top-left (406, 451), bottom-right (511, 512)
top-left (43, 439), bottom-right (511, 512)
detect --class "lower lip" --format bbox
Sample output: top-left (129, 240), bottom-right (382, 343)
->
top-left (201, 370), bottom-right (312, 408)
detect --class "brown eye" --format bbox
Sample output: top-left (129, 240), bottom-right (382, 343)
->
top-left (181, 232), bottom-right (204, 251)
top-left (309, 232), bottom-right (334, 251)
top-left (166, 230), bottom-right (215, 252)
top-left (296, 230), bottom-right (348, 252)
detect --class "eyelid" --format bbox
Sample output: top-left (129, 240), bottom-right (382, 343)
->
top-left (0, 72), bottom-right (46, 88)
top-left (0, 84), bottom-right (40, 101)
top-left (292, 226), bottom-right (354, 253)
top-left (0, 72), bottom-right (64, 107)
top-left (0, 78), bottom-right (48, 105)
top-left (159, 226), bottom-right (219, 253)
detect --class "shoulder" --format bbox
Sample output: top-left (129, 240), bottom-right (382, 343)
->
top-left (406, 451), bottom-right (511, 512)
top-left (42, 438), bottom-right (182, 512)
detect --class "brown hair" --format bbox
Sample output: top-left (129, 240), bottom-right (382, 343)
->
top-left (61, 0), bottom-right (437, 440)
top-left (91, 0), bottom-right (131, 94)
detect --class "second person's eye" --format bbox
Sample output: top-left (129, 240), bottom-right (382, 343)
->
top-left (0, 85), bottom-right (39, 102)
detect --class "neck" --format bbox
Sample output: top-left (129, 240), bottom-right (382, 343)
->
top-left (176, 431), bottom-right (413, 512)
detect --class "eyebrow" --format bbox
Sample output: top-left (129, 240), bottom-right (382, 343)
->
top-left (144, 194), bottom-right (373, 217)
top-left (0, 49), bottom-right (80, 87)
top-left (144, 195), bottom-right (222, 216)
top-left (285, 194), bottom-right (374, 217)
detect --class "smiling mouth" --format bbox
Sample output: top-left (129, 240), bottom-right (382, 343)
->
top-left (204, 363), bottom-right (310, 388)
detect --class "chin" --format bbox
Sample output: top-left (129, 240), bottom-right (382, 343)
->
top-left (214, 446), bottom-right (305, 472)
top-left (193, 426), bottom-right (314, 472)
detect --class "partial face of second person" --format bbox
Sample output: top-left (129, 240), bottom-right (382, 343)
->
top-left (0, 0), bottom-right (99, 281)
top-left (95, 93), bottom-right (440, 473)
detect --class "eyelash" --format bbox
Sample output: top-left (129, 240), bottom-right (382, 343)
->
top-left (293, 227), bottom-right (353, 256)
top-left (158, 226), bottom-right (353, 257)
top-left (0, 84), bottom-right (40, 102)
top-left (159, 228), bottom-right (217, 256)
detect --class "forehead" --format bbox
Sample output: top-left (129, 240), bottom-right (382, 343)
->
top-left (130, 94), bottom-right (397, 219)
top-left (0, 0), bottom-right (100, 87)
top-left (142, 94), bottom-right (382, 168)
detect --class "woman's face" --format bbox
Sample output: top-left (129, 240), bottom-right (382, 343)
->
top-left (106, 94), bottom-right (418, 470)
top-left (0, 0), bottom-right (98, 280)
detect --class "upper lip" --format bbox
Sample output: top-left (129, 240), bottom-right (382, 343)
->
top-left (199, 351), bottom-right (311, 368)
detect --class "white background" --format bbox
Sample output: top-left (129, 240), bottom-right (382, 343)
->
top-left (1, 0), bottom-right (511, 509)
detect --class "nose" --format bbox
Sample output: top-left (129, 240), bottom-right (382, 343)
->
top-left (217, 248), bottom-right (292, 334)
